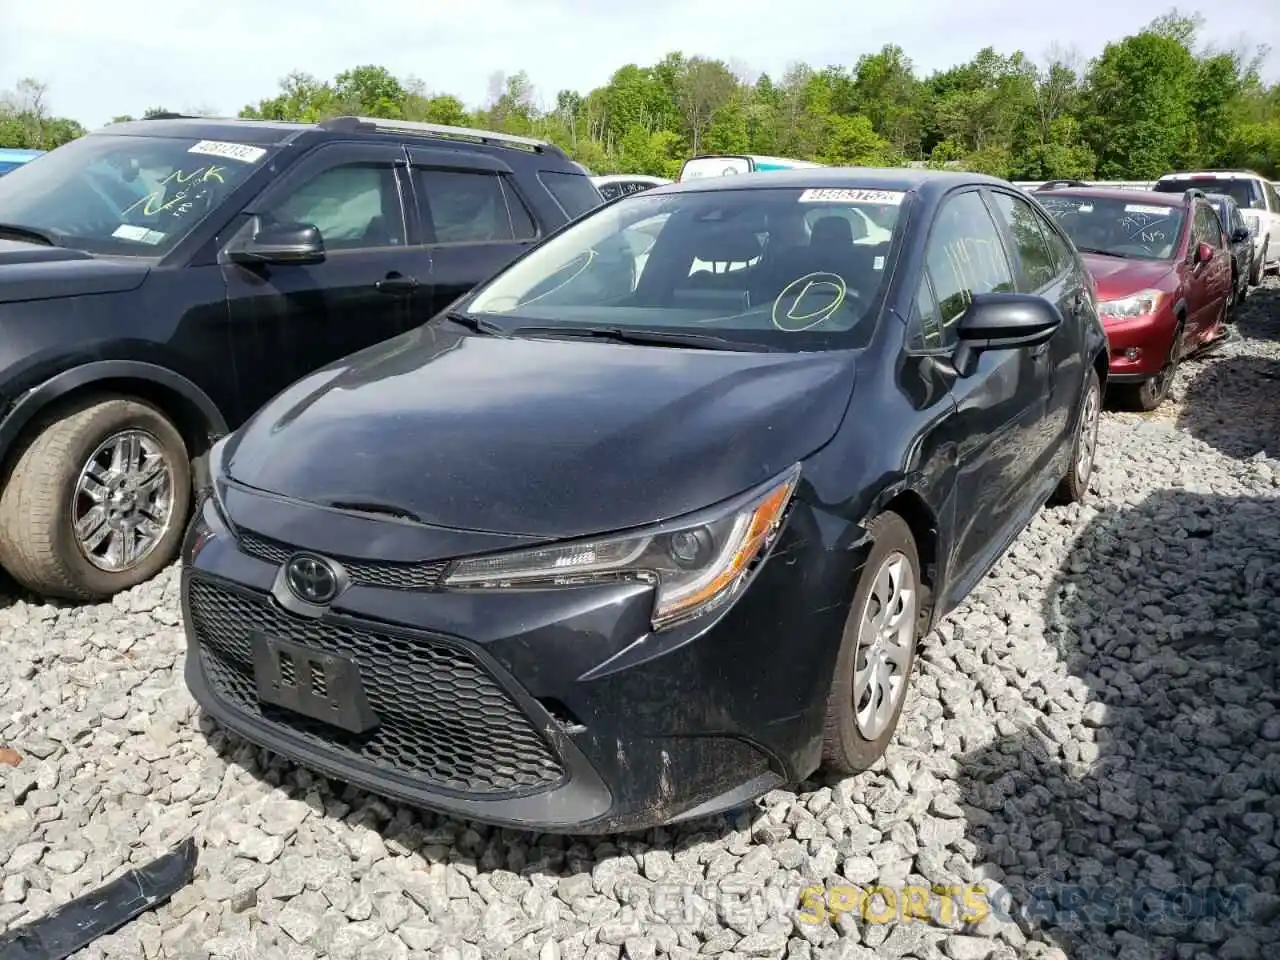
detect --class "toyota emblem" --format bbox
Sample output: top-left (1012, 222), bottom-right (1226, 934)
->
top-left (285, 554), bottom-right (340, 605)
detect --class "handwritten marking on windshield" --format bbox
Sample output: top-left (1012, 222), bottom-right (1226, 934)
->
top-left (120, 164), bottom-right (227, 218)
top-left (772, 272), bottom-right (847, 331)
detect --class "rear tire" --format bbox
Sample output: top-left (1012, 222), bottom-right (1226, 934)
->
top-left (1051, 368), bottom-right (1101, 505)
top-left (0, 394), bottom-right (191, 602)
top-left (821, 511), bottom-right (922, 775)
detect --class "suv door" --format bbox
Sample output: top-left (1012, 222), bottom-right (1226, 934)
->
top-left (986, 188), bottom-right (1086, 447)
top-left (405, 148), bottom-right (540, 319)
top-left (217, 141), bottom-right (424, 416)
top-left (1186, 200), bottom-right (1230, 342)
top-left (912, 189), bottom-right (1054, 584)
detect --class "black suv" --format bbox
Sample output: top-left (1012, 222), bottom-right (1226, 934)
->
top-left (0, 115), bottom-right (602, 601)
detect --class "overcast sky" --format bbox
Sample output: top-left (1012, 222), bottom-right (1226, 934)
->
top-left (2, 0), bottom-right (1277, 129)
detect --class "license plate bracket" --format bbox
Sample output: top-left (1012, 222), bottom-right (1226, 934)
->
top-left (250, 632), bottom-right (379, 734)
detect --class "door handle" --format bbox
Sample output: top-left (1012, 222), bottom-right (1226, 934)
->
top-left (375, 274), bottom-right (419, 295)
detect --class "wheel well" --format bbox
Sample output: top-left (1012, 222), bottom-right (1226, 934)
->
top-left (1092, 350), bottom-right (1109, 396)
top-left (881, 489), bottom-right (939, 613)
top-left (1, 377), bottom-right (219, 482)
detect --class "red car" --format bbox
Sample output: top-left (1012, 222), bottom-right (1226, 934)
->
top-left (1034, 187), bottom-right (1232, 410)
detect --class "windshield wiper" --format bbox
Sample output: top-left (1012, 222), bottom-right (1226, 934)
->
top-left (443, 311), bottom-right (510, 337)
top-left (1075, 246), bottom-right (1136, 259)
top-left (511, 325), bottom-right (771, 352)
top-left (0, 223), bottom-right (58, 247)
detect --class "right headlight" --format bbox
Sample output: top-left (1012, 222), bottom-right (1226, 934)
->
top-left (443, 464), bottom-right (802, 630)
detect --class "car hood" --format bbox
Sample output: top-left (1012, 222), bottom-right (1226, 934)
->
top-left (224, 324), bottom-right (858, 539)
top-left (0, 239), bottom-right (150, 304)
top-left (1079, 252), bottom-right (1175, 301)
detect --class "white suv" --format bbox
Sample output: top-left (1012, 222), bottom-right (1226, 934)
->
top-left (1153, 170), bottom-right (1280, 285)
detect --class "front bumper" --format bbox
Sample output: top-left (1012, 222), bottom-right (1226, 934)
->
top-left (180, 489), bottom-right (863, 834)
top-left (1100, 306), bottom-right (1178, 380)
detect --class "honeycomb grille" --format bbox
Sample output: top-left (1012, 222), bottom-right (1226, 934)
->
top-left (187, 577), bottom-right (565, 794)
top-left (238, 531), bottom-right (449, 590)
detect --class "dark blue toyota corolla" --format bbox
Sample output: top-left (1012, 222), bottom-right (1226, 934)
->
top-left (181, 168), bottom-right (1108, 834)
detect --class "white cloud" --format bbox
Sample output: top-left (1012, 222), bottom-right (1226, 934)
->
top-left (2, 0), bottom-right (1277, 128)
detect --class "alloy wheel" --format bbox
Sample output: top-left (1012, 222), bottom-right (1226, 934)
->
top-left (73, 429), bottom-right (176, 572)
top-left (852, 551), bottom-right (918, 741)
top-left (1076, 380), bottom-right (1100, 486)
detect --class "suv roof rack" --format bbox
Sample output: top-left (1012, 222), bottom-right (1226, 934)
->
top-left (317, 116), bottom-right (565, 156)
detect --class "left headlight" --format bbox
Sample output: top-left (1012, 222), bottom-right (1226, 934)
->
top-left (443, 463), bottom-right (802, 630)
top-left (1097, 289), bottom-right (1164, 320)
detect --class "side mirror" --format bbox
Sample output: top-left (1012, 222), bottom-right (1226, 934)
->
top-left (1194, 241), bottom-right (1214, 265)
top-left (952, 292), bottom-right (1063, 375)
top-left (1231, 226), bottom-right (1251, 243)
top-left (227, 216), bottom-right (326, 266)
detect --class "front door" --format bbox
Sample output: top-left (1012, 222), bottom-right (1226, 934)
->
top-left (917, 189), bottom-right (1055, 586)
top-left (219, 141), bottom-right (430, 418)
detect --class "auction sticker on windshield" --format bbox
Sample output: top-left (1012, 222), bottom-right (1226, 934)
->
top-left (1124, 204), bottom-right (1173, 216)
top-left (799, 188), bottom-right (905, 205)
top-left (188, 140), bottom-right (267, 164)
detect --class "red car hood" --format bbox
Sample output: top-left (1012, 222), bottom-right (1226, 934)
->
top-left (1080, 252), bottom-right (1175, 300)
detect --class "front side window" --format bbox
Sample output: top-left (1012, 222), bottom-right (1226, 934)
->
top-left (266, 163), bottom-right (405, 250)
top-left (1037, 194), bottom-right (1185, 261)
top-left (921, 190), bottom-right (1016, 342)
top-left (0, 133), bottom-right (272, 255)
top-left (1192, 203), bottom-right (1222, 247)
top-left (464, 185), bottom-right (911, 351)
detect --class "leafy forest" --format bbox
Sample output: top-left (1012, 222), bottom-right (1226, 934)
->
top-left (3, 10), bottom-right (1278, 181)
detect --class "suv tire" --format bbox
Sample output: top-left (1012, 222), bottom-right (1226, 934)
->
top-left (1251, 238), bottom-right (1268, 286)
top-left (0, 394), bottom-right (190, 601)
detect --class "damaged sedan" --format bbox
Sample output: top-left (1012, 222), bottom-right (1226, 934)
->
top-left (181, 169), bottom-right (1107, 833)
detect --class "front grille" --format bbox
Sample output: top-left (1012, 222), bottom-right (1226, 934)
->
top-left (187, 578), bottom-right (565, 794)
top-left (238, 531), bottom-right (449, 590)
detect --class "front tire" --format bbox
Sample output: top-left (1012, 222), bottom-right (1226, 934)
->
top-left (0, 394), bottom-right (191, 601)
top-left (820, 511), bottom-right (922, 775)
top-left (1115, 318), bottom-right (1183, 413)
top-left (1250, 239), bottom-right (1267, 286)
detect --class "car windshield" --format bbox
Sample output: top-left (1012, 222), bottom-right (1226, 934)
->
top-left (0, 133), bottom-right (272, 255)
top-left (1036, 195), bottom-right (1184, 261)
top-left (1153, 177), bottom-right (1261, 210)
top-left (463, 185), bottom-right (908, 351)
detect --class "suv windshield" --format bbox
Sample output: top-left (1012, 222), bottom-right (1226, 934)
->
top-left (1153, 177), bottom-right (1261, 210)
top-left (464, 185), bottom-right (908, 351)
top-left (1036, 194), bottom-right (1185, 261)
top-left (0, 133), bottom-right (272, 255)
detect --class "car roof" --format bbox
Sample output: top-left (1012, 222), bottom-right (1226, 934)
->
top-left (654, 166), bottom-right (1010, 197)
top-left (88, 116), bottom-right (575, 163)
top-left (1156, 169), bottom-right (1266, 181)
top-left (1036, 187), bottom-right (1186, 206)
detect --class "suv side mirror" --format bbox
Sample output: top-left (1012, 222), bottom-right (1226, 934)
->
top-left (1193, 241), bottom-right (1214, 265)
top-left (1231, 226), bottom-right (1251, 243)
top-left (227, 216), bottom-right (326, 266)
top-left (952, 292), bottom-right (1062, 375)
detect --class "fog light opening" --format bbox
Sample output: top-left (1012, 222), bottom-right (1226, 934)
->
top-left (538, 698), bottom-right (587, 733)
top-left (1124, 347), bottom-right (1140, 361)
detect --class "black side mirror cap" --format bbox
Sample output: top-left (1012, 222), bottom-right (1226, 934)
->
top-left (1231, 227), bottom-right (1251, 243)
top-left (952, 292), bottom-right (1063, 375)
top-left (227, 216), bottom-right (326, 266)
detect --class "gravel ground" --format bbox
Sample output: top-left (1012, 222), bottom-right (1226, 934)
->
top-left (2, 279), bottom-right (1279, 960)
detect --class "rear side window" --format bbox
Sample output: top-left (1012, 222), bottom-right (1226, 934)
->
top-left (597, 182), bottom-right (622, 202)
top-left (989, 191), bottom-right (1058, 292)
top-left (415, 168), bottom-right (536, 244)
top-left (539, 170), bottom-right (604, 219)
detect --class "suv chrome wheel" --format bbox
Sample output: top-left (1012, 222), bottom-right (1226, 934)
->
top-left (74, 429), bottom-right (175, 572)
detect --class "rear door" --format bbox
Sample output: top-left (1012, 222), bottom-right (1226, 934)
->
top-left (986, 188), bottom-right (1086, 448)
top-left (405, 148), bottom-right (540, 320)
top-left (219, 141), bottom-right (426, 414)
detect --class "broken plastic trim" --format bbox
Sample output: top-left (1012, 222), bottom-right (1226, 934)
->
top-left (0, 838), bottom-right (198, 960)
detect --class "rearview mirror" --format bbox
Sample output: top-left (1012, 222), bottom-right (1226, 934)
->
top-left (952, 292), bottom-right (1063, 375)
top-left (228, 217), bottom-right (326, 266)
